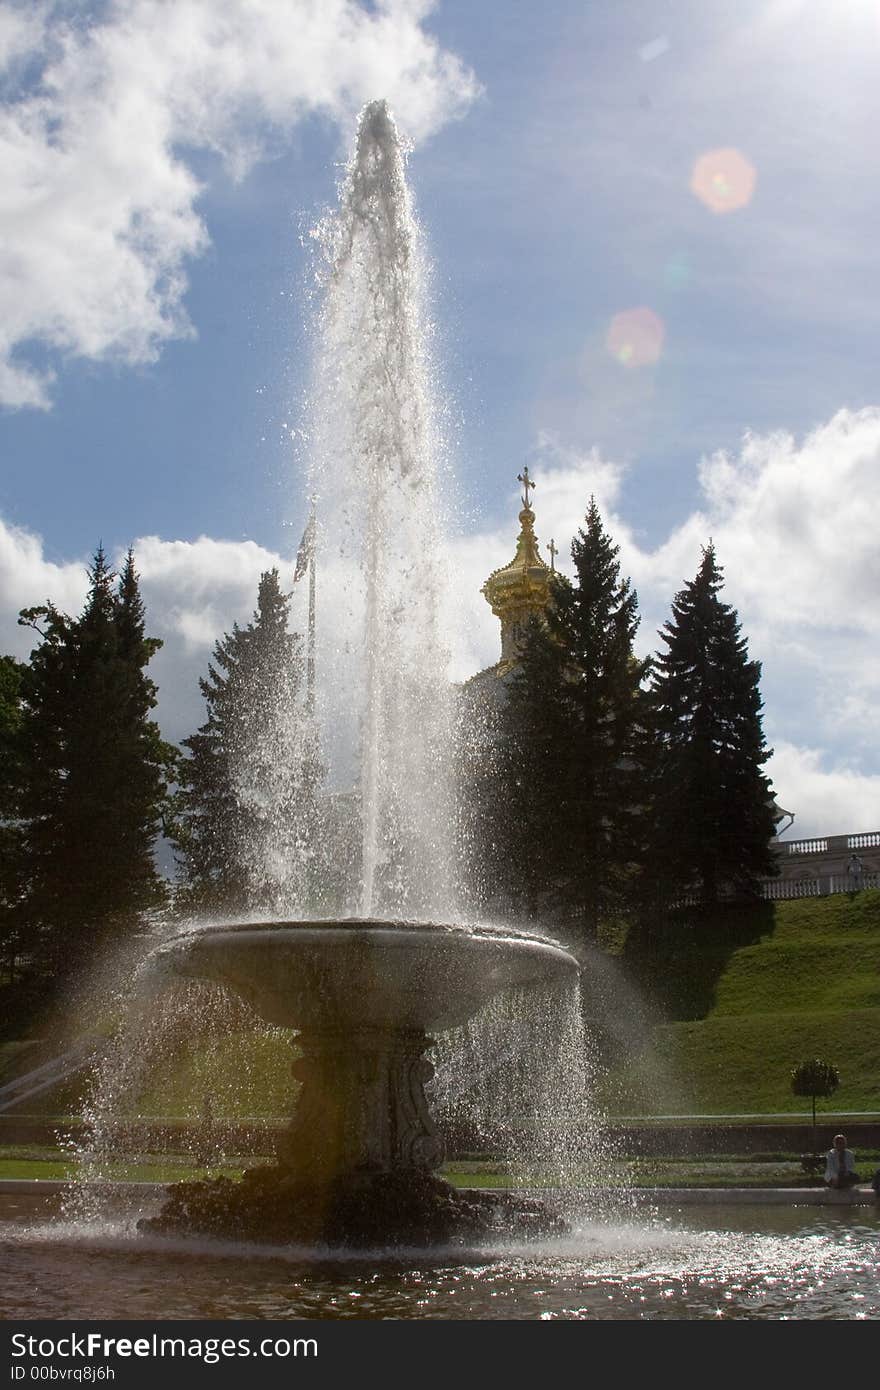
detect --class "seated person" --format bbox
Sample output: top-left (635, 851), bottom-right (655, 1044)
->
top-left (824, 1133), bottom-right (860, 1188)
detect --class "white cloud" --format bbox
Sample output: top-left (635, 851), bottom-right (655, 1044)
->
top-left (0, 516), bottom-right (90, 649)
top-left (0, 2), bottom-right (46, 72)
top-left (3, 403), bottom-right (879, 834)
top-left (641, 408), bottom-right (880, 635)
top-left (134, 534), bottom-right (282, 649)
top-left (768, 742), bottom-right (880, 839)
top-left (0, 0), bottom-right (479, 408)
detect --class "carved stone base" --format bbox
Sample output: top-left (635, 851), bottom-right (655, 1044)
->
top-left (138, 1164), bottom-right (568, 1250)
top-left (279, 1026), bottom-right (443, 1181)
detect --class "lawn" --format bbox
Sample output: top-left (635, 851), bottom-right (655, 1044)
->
top-left (601, 890), bottom-right (880, 1115)
top-left (3, 1147), bottom-right (878, 1190)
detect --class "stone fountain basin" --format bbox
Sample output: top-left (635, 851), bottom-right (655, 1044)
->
top-left (162, 919), bottom-right (577, 1032)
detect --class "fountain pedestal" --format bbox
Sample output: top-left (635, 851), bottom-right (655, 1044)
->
top-left (281, 1027), bottom-right (443, 1179)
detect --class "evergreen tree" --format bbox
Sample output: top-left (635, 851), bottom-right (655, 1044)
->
top-left (648, 543), bottom-right (778, 904)
top-left (492, 499), bottom-right (650, 941)
top-left (0, 655), bottom-right (26, 989)
top-left (174, 570), bottom-right (322, 915)
top-left (17, 548), bottom-right (173, 987)
top-left (112, 550), bottom-right (178, 908)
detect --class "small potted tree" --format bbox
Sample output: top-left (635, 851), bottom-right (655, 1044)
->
top-left (791, 1058), bottom-right (840, 1176)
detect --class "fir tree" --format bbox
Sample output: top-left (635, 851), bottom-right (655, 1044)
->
top-left (649, 543), bottom-right (778, 904)
top-left (16, 548), bottom-right (173, 988)
top-left (174, 570), bottom-right (322, 915)
top-left (493, 499), bottom-right (650, 941)
top-left (0, 655), bottom-right (26, 991)
top-left (111, 551), bottom-right (177, 908)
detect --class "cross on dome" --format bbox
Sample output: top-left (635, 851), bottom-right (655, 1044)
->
top-left (517, 466), bottom-right (535, 510)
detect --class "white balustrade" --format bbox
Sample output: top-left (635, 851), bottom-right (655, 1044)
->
top-left (760, 871), bottom-right (879, 899)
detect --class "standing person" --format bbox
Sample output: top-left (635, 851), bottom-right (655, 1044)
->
top-left (824, 1133), bottom-right (860, 1189)
top-left (845, 853), bottom-right (865, 891)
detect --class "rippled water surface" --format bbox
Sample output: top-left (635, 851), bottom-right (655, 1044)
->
top-left (2, 1194), bottom-right (878, 1320)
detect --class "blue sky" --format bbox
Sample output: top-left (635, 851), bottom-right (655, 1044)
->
top-left (1, 0), bottom-right (879, 838)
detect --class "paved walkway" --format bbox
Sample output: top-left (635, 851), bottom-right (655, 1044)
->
top-left (1, 1179), bottom-right (877, 1206)
top-left (630, 1185), bottom-right (877, 1206)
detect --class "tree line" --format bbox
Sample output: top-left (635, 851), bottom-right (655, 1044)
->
top-left (458, 500), bottom-right (778, 950)
top-left (0, 501), bottom-right (778, 1029)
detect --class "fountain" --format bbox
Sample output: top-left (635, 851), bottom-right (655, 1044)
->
top-left (4, 103), bottom-right (879, 1324)
top-left (135, 102), bottom-right (584, 1249)
top-left (139, 921), bottom-right (577, 1246)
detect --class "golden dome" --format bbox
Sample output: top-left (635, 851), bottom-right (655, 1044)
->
top-left (481, 470), bottom-right (553, 669)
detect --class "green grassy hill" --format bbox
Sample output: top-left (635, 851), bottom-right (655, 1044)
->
top-left (599, 890), bottom-right (880, 1115)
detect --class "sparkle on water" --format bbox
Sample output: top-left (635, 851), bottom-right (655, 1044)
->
top-left (2, 1195), bottom-right (878, 1320)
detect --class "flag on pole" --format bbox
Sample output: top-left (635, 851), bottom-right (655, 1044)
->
top-left (293, 511), bottom-right (315, 583)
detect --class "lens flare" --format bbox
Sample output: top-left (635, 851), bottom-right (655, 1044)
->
top-left (690, 147), bottom-right (756, 214)
top-left (606, 307), bottom-right (665, 368)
